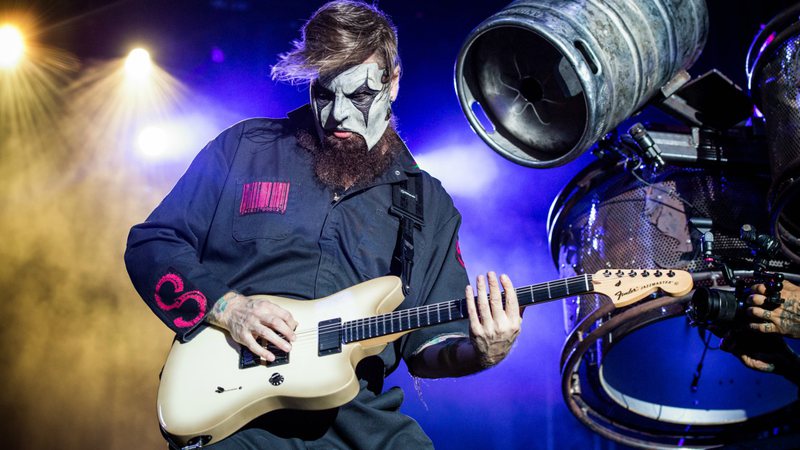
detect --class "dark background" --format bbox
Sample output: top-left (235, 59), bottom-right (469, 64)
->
top-left (0, 1), bottom-right (797, 449)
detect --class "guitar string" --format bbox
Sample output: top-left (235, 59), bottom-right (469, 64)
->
top-left (261, 272), bottom-right (680, 344)
top-left (267, 275), bottom-right (592, 344)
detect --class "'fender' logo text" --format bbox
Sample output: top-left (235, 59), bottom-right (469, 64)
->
top-left (614, 280), bottom-right (677, 302)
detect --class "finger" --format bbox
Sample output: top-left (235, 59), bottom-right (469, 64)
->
top-left (747, 306), bottom-right (779, 324)
top-left (752, 284), bottom-right (767, 295)
top-left (475, 274), bottom-right (492, 326)
top-left (500, 274), bottom-right (521, 323)
top-left (242, 333), bottom-right (275, 362)
top-left (487, 271), bottom-right (505, 321)
top-left (748, 293), bottom-right (766, 306)
top-left (465, 284), bottom-right (482, 334)
top-left (269, 306), bottom-right (299, 339)
top-left (748, 321), bottom-right (779, 334)
top-left (262, 315), bottom-right (297, 346)
top-left (741, 354), bottom-right (775, 372)
top-left (256, 323), bottom-right (293, 353)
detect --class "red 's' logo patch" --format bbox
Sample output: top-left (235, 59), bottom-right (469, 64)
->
top-left (154, 272), bottom-right (207, 328)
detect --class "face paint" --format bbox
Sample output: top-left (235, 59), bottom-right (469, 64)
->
top-left (310, 62), bottom-right (392, 151)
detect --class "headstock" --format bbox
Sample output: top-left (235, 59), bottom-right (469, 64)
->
top-left (591, 269), bottom-right (693, 308)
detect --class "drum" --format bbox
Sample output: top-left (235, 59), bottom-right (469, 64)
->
top-left (548, 158), bottom-right (800, 447)
top-left (747, 3), bottom-right (800, 264)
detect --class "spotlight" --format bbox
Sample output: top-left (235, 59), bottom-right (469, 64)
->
top-left (125, 48), bottom-right (152, 82)
top-left (0, 24), bottom-right (25, 69)
top-left (136, 125), bottom-right (170, 159)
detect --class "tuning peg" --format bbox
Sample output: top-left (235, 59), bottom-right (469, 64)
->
top-left (667, 270), bottom-right (675, 277)
top-left (629, 270), bottom-right (637, 277)
top-left (642, 270), bottom-right (650, 277)
top-left (654, 270), bottom-right (663, 277)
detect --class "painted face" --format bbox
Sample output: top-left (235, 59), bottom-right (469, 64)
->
top-left (311, 62), bottom-right (392, 151)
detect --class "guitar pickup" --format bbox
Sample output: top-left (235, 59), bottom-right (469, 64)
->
top-left (239, 338), bottom-right (290, 369)
top-left (318, 318), bottom-right (342, 356)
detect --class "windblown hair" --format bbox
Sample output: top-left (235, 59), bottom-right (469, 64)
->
top-left (271, 0), bottom-right (401, 84)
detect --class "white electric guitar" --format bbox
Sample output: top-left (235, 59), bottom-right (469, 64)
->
top-left (158, 269), bottom-right (693, 447)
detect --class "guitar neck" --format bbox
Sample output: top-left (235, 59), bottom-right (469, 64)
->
top-left (341, 274), bottom-right (593, 343)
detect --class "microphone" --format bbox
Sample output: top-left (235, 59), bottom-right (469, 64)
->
top-left (628, 123), bottom-right (666, 168)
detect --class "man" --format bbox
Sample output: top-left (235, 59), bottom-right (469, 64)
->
top-left (125, 1), bottom-right (522, 448)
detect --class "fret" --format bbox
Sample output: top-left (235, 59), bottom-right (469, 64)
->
top-left (340, 275), bottom-right (602, 344)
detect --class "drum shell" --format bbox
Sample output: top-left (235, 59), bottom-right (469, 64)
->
top-left (455, 0), bottom-right (708, 168)
top-left (748, 7), bottom-right (800, 263)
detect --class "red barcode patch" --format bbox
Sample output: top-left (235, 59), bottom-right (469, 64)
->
top-left (240, 181), bottom-right (290, 215)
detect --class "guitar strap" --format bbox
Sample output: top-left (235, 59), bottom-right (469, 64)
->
top-left (389, 174), bottom-right (424, 296)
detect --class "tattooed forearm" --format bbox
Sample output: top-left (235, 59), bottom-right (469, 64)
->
top-left (206, 291), bottom-right (240, 326)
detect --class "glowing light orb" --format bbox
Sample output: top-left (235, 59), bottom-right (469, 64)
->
top-left (0, 24), bottom-right (25, 69)
top-left (136, 125), bottom-right (170, 159)
top-left (125, 48), bottom-right (152, 81)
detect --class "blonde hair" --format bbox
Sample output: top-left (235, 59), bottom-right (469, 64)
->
top-left (271, 1), bottom-right (401, 84)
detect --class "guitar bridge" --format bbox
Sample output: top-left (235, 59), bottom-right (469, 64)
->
top-left (318, 318), bottom-right (342, 356)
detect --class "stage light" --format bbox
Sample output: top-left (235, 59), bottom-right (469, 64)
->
top-left (125, 48), bottom-right (152, 82)
top-left (136, 125), bottom-right (170, 159)
top-left (133, 115), bottom-right (219, 163)
top-left (414, 142), bottom-right (499, 199)
top-left (0, 24), bottom-right (25, 69)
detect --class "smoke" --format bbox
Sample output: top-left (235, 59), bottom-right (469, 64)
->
top-left (0, 54), bottom-right (199, 449)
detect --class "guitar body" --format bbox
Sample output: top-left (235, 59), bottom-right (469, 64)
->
top-left (157, 276), bottom-right (407, 447)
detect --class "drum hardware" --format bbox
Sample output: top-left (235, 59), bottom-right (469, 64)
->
top-left (651, 69), bottom-right (754, 131)
top-left (627, 123), bottom-right (665, 168)
top-left (689, 217), bottom-right (714, 260)
top-left (688, 224), bottom-right (786, 328)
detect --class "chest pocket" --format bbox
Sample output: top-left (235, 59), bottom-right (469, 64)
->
top-left (353, 206), bottom-right (428, 280)
top-left (232, 179), bottom-right (296, 241)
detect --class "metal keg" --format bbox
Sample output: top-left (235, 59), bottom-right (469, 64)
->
top-left (455, 0), bottom-right (708, 167)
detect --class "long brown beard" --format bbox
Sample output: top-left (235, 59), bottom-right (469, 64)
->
top-left (297, 125), bottom-right (403, 192)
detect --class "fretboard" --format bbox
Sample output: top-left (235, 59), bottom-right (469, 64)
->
top-left (340, 274), bottom-right (593, 343)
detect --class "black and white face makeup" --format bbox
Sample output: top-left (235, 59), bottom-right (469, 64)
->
top-left (310, 62), bottom-right (392, 151)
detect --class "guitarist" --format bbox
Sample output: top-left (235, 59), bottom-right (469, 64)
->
top-left (125, 1), bottom-right (522, 449)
